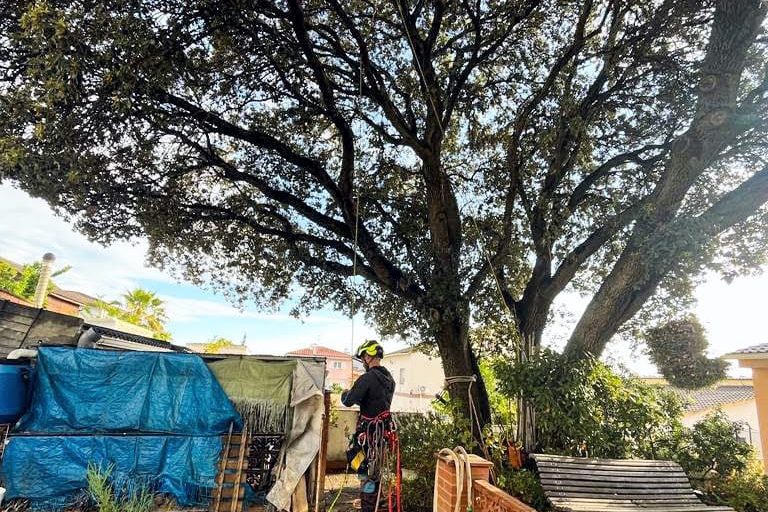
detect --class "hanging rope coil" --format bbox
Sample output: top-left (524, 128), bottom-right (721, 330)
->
top-left (434, 447), bottom-right (472, 512)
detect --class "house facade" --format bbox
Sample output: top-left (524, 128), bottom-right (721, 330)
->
top-left (286, 344), bottom-right (356, 388)
top-left (725, 344), bottom-right (768, 471)
top-left (381, 347), bottom-right (445, 413)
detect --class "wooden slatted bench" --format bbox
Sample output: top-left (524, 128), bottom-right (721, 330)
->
top-left (530, 454), bottom-right (735, 512)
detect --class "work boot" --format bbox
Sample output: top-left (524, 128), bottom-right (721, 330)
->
top-left (360, 490), bottom-right (380, 512)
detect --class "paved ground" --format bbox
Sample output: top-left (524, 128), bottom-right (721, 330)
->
top-left (324, 472), bottom-right (360, 512)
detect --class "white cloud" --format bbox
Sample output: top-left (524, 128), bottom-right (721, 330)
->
top-left (0, 184), bottom-right (172, 298)
top-left (161, 295), bottom-right (341, 323)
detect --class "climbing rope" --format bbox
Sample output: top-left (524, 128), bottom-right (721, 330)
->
top-left (444, 375), bottom-right (489, 461)
top-left (434, 447), bottom-right (472, 512)
top-left (358, 411), bottom-right (402, 512)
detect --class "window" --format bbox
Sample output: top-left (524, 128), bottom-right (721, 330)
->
top-left (399, 368), bottom-right (406, 385)
top-left (332, 361), bottom-right (343, 369)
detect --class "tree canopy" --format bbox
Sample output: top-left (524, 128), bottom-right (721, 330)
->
top-left (2, 0), bottom-right (767, 424)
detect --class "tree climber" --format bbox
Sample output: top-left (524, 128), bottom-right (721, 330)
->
top-left (341, 340), bottom-right (396, 512)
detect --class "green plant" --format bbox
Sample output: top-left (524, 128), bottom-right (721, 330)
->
top-left (0, 259), bottom-right (71, 301)
top-left (89, 288), bottom-right (171, 341)
top-left (495, 468), bottom-right (549, 511)
top-left (86, 464), bottom-right (154, 512)
top-left (202, 336), bottom-right (236, 354)
top-left (703, 460), bottom-right (768, 512)
top-left (665, 411), bottom-right (754, 482)
top-left (493, 349), bottom-right (684, 459)
top-left (644, 316), bottom-right (728, 389)
top-left (396, 413), bottom-right (477, 512)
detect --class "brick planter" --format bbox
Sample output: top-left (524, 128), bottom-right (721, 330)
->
top-left (435, 453), bottom-right (494, 512)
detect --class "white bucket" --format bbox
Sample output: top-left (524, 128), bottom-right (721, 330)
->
top-left (0, 486), bottom-right (5, 505)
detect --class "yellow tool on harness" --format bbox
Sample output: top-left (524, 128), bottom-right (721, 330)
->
top-left (350, 449), bottom-right (366, 471)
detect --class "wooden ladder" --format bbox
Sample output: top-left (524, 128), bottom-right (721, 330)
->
top-left (212, 425), bottom-right (249, 512)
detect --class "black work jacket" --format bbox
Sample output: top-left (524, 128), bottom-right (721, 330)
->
top-left (341, 366), bottom-right (396, 418)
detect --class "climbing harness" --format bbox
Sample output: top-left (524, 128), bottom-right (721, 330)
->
top-left (434, 447), bottom-right (473, 512)
top-left (340, 411), bottom-right (402, 512)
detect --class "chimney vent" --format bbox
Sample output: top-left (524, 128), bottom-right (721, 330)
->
top-left (33, 252), bottom-right (56, 308)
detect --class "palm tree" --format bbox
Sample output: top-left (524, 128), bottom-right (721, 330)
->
top-left (121, 288), bottom-right (170, 340)
top-left (92, 288), bottom-right (171, 341)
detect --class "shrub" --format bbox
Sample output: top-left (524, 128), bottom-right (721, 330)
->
top-left (671, 411), bottom-right (754, 480)
top-left (495, 467), bottom-right (549, 511)
top-left (396, 412), bottom-right (476, 512)
top-left (703, 460), bottom-right (768, 512)
top-left (493, 349), bottom-right (683, 458)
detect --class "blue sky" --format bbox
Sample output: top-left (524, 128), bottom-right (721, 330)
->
top-left (1, 182), bottom-right (764, 374)
top-left (0, 183), bottom-right (381, 356)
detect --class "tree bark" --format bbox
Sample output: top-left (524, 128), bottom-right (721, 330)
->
top-left (564, 0), bottom-right (767, 359)
top-left (434, 306), bottom-right (492, 439)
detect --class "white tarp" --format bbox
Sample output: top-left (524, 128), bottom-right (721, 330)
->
top-left (267, 360), bottom-right (325, 511)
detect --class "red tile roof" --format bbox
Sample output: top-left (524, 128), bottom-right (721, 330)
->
top-left (0, 289), bottom-right (32, 306)
top-left (287, 345), bottom-right (351, 359)
top-left (50, 288), bottom-right (98, 306)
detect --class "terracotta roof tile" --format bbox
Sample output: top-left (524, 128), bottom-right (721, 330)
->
top-left (50, 288), bottom-right (99, 306)
top-left (287, 345), bottom-right (350, 358)
top-left (667, 385), bottom-right (754, 412)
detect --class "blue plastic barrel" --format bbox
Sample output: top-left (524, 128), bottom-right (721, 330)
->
top-left (0, 363), bottom-right (30, 424)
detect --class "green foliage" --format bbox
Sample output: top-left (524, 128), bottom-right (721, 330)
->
top-left (644, 316), bottom-right (728, 389)
top-left (202, 336), bottom-right (235, 354)
top-left (703, 461), bottom-right (768, 512)
top-left (86, 464), bottom-right (154, 512)
top-left (0, 259), bottom-right (70, 301)
top-left (329, 383), bottom-right (344, 395)
top-left (495, 468), bottom-right (549, 511)
top-left (493, 349), bottom-right (683, 458)
top-left (1, 0), bottom-right (767, 401)
top-left (665, 411), bottom-right (754, 480)
top-left (478, 358), bottom-right (515, 428)
top-left (397, 413), bottom-right (476, 512)
top-left (92, 288), bottom-right (171, 341)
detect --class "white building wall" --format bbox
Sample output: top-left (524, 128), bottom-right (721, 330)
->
top-left (382, 350), bottom-right (445, 413)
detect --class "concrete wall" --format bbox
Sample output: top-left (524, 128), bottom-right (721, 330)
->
top-left (735, 359), bottom-right (768, 471)
top-left (382, 350), bottom-right (445, 413)
top-left (327, 399), bottom-right (358, 467)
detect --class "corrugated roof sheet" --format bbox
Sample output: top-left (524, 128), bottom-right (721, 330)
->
top-left (667, 385), bottom-right (755, 412)
top-left (85, 324), bottom-right (190, 353)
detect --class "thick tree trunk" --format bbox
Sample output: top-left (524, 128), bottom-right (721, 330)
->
top-left (434, 307), bottom-right (492, 440)
top-left (564, 0), bottom-right (767, 360)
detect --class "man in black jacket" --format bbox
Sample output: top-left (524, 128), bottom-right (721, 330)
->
top-left (341, 340), bottom-right (396, 512)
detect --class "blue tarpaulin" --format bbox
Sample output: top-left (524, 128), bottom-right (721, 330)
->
top-left (1, 348), bottom-right (242, 509)
top-left (3, 436), bottom-right (222, 506)
top-left (15, 347), bottom-right (239, 434)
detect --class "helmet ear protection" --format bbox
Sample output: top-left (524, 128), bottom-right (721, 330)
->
top-left (355, 340), bottom-right (384, 360)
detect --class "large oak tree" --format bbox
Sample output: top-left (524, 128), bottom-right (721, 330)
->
top-left (2, 0), bottom-right (767, 427)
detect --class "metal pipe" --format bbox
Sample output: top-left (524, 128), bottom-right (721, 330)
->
top-left (6, 348), bottom-right (37, 360)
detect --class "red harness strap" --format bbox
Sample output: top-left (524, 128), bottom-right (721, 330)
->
top-left (359, 411), bottom-right (402, 512)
